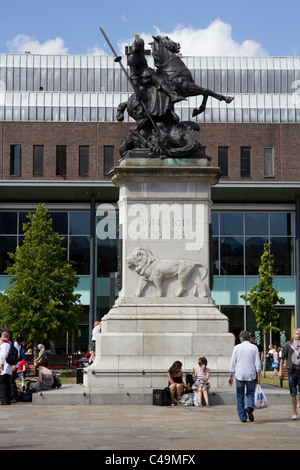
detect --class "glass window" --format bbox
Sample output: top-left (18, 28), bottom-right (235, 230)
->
top-left (10, 145), bottom-right (21, 175)
top-left (56, 145), bottom-right (67, 177)
top-left (270, 213), bottom-right (293, 236)
top-left (0, 236), bottom-right (17, 274)
top-left (33, 145), bottom-right (44, 176)
top-left (212, 237), bottom-right (219, 275)
top-left (245, 213), bottom-right (268, 235)
top-left (221, 306), bottom-right (244, 344)
top-left (0, 212), bottom-right (17, 234)
top-left (220, 213), bottom-right (243, 235)
top-left (241, 146), bottom-right (251, 177)
top-left (264, 148), bottom-right (274, 177)
top-left (104, 146), bottom-right (114, 176)
top-left (70, 212), bottom-right (90, 235)
top-left (211, 213), bottom-right (219, 235)
top-left (79, 146), bottom-right (89, 176)
top-left (69, 236), bottom-right (90, 275)
top-left (218, 146), bottom-right (228, 177)
top-left (245, 237), bottom-right (268, 275)
top-left (220, 237), bottom-right (244, 275)
top-left (271, 237), bottom-right (294, 275)
top-left (246, 307), bottom-right (262, 337)
top-left (48, 212), bottom-right (68, 235)
top-left (19, 212), bottom-right (33, 234)
top-left (97, 296), bottom-right (111, 319)
top-left (97, 237), bottom-right (118, 277)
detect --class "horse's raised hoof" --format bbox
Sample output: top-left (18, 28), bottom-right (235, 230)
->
top-left (192, 107), bottom-right (203, 117)
top-left (225, 96), bottom-right (234, 104)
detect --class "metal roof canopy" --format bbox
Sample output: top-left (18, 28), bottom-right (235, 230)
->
top-left (212, 181), bottom-right (300, 204)
top-left (0, 181), bottom-right (118, 204)
top-left (0, 180), bottom-right (299, 205)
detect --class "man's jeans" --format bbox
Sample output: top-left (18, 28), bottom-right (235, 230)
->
top-left (288, 368), bottom-right (300, 396)
top-left (235, 378), bottom-right (256, 421)
top-left (0, 374), bottom-right (12, 405)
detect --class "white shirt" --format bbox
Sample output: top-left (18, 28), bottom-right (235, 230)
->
top-left (0, 341), bottom-right (13, 376)
top-left (229, 341), bottom-right (261, 381)
top-left (91, 324), bottom-right (100, 341)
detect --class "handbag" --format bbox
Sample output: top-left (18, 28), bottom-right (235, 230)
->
top-left (192, 381), bottom-right (210, 391)
top-left (153, 387), bottom-right (171, 406)
top-left (179, 393), bottom-right (194, 406)
top-left (254, 384), bottom-right (268, 408)
top-left (52, 372), bottom-right (62, 388)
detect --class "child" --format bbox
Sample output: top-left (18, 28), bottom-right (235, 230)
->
top-left (193, 357), bottom-right (211, 407)
top-left (17, 358), bottom-right (27, 391)
top-left (272, 345), bottom-right (279, 377)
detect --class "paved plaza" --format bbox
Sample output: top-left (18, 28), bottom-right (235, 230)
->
top-left (0, 401), bottom-right (299, 451)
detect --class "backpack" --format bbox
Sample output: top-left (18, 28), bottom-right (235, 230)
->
top-left (52, 372), bottom-right (62, 388)
top-left (6, 341), bottom-right (19, 366)
top-left (290, 343), bottom-right (300, 366)
top-left (19, 389), bottom-right (33, 402)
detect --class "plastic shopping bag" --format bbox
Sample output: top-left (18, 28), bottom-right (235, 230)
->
top-left (254, 384), bottom-right (268, 408)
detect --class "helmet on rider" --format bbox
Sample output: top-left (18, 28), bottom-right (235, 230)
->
top-left (132, 37), bottom-right (145, 53)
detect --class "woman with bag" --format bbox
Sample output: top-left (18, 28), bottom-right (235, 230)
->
top-left (167, 361), bottom-right (188, 406)
top-left (192, 357), bottom-right (211, 407)
top-left (280, 328), bottom-right (300, 420)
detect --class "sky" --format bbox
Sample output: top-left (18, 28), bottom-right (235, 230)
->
top-left (1, 0), bottom-right (300, 57)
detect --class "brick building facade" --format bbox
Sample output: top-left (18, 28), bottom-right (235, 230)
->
top-left (1, 121), bottom-right (300, 182)
top-left (0, 51), bottom-right (300, 351)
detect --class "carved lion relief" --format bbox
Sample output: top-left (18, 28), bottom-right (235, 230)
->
top-left (126, 247), bottom-right (207, 297)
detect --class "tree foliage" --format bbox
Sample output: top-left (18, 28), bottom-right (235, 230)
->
top-left (241, 242), bottom-right (285, 374)
top-left (0, 204), bottom-right (82, 345)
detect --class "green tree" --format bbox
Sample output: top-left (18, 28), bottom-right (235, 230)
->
top-left (241, 242), bottom-right (285, 376)
top-left (0, 204), bottom-right (82, 352)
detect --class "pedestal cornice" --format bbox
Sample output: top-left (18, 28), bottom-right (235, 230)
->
top-left (109, 158), bottom-right (222, 188)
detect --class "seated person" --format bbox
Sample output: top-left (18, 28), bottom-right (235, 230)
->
top-left (34, 344), bottom-right (49, 368)
top-left (28, 364), bottom-right (53, 392)
top-left (192, 357), bottom-right (211, 407)
top-left (167, 360), bottom-right (188, 406)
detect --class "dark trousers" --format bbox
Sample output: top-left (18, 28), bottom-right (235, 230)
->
top-left (0, 374), bottom-right (12, 405)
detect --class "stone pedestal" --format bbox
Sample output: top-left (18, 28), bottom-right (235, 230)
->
top-left (84, 157), bottom-right (234, 393)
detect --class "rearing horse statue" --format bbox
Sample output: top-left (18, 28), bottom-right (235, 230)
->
top-left (149, 35), bottom-right (234, 116)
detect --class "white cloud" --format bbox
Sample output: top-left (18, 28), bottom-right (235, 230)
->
top-left (6, 34), bottom-right (68, 55)
top-left (87, 45), bottom-right (108, 55)
top-left (118, 19), bottom-right (268, 57)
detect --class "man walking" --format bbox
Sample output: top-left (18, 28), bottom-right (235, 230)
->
top-left (228, 330), bottom-right (261, 422)
top-left (0, 330), bottom-right (13, 405)
top-left (279, 328), bottom-right (300, 420)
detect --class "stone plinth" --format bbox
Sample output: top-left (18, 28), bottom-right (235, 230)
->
top-left (84, 157), bottom-right (234, 393)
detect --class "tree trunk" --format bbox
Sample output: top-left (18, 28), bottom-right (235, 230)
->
top-left (263, 333), bottom-right (266, 378)
top-left (33, 342), bottom-right (38, 361)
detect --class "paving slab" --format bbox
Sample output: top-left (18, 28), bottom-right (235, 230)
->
top-left (31, 383), bottom-right (291, 406)
top-left (0, 388), bottom-right (299, 451)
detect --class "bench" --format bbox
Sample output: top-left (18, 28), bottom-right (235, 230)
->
top-left (47, 354), bottom-right (69, 370)
top-left (25, 364), bottom-right (37, 378)
top-left (280, 366), bottom-right (289, 387)
top-left (70, 354), bottom-right (83, 369)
